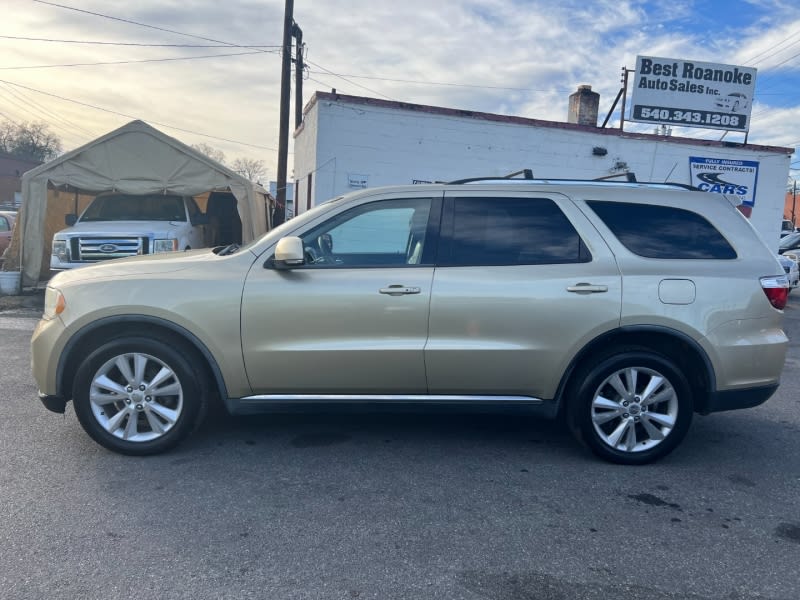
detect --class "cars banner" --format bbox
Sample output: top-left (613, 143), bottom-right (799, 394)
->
top-left (689, 156), bottom-right (759, 217)
top-left (631, 56), bottom-right (757, 132)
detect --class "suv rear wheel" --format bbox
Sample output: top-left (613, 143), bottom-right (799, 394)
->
top-left (72, 337), bottom-right (205, 455)
top-left (568, 349), bottom-right (693, 464)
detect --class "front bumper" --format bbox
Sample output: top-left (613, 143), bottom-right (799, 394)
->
top-left (31, 315), bottom-right (68, 401)
top-left (50, 255), bottom-right (93, 271)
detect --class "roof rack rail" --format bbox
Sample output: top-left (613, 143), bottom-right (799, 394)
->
top-left (592, 172), bottom-right (700, 190)
top-left (447, 169), bottom-right (534, 184)
top-left (445, 169), bottom-right (699, 191)
top-left (594, 172), bottom-right (637, 182)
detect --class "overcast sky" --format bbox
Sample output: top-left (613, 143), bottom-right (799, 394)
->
top-left (2, 0), bottom-right (799, 181)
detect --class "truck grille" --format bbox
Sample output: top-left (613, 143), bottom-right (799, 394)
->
top-left (77, 237), bottom-right (146, 261)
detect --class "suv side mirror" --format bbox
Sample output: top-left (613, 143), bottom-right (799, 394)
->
top-left (273, 236), bottom-right (304, 269)
top-left (65, 213), bottom-right (78, 226)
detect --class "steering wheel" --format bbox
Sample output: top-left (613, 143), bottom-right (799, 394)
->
top-left (304, 245), bottom-right (323, 264)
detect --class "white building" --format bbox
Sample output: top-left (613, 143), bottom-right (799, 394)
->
top-left (293, 90), bottom-right (793, 247)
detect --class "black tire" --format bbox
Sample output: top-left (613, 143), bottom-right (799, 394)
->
top-left (72, 336), bottom-right (206, 455)
top-left (566, 348), bottom-right (693, 465)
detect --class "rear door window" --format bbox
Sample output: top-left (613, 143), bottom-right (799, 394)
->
top-left (440, 196), bottom-right (591, 266)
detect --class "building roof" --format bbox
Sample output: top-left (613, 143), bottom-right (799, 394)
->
top-left (0, 153), bottom-right (43, 176)
top-left (301, 92), bottom-right (793, 155)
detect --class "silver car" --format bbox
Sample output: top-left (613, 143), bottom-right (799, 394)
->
top-left (777, 253), bottom-right (799, 290)
top-left (31, 177), bottom-right (790, 464)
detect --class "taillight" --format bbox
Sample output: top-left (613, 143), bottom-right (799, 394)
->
top-left (760, 275), bottom-right (790, 310)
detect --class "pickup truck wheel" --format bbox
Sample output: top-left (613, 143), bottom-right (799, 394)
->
top-left (567, 349), bottom-right (693, 465)
top-left (72, 337), bottom-right (204, 455)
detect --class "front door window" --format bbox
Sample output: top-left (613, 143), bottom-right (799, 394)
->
top-left (300, 198), bottom-right (433, 267)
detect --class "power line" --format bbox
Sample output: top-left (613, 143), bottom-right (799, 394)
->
top-left (0, 110), bottom-right (19, 125)
top-left (306, 69), bottom-right (572, 93)
top-left (743, 28), bottom-right (800, 66)
top-left (0, 50), bottom-right (269, 71)
top-left (0, 78), bottom-right (278, 152)
top-left (0, 85), bottom-right (61, 128)
top-left (5, 11), bottom-right (585, 97)
top-left (0, 85), bottom-right (93, 149)
top-left (0, 81), bottom-right (96, 139)
top-left (30, 0), bottom-right (274, 54)
top-left (304, 58), bottom-right (395, 101)
top-left (0, 34), bottom-right (280, 48)
top-left (30, 0), bottom-right (395, 103)
top-left (29, 0), bottom-right (796, 150)
top-left (750, 49), bottom-right (800, 95)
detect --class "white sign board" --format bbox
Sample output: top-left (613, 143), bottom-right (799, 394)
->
top-left (630, 56), bottom-right (757, 132)
top-left (347, 173), bottom-right (369, 188)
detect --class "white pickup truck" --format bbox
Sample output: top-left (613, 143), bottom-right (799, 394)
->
top-left (51, 193), bottom-right (208, 270)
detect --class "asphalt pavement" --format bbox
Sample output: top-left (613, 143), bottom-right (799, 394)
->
top-left (1, 293), bottom-right (799, 599)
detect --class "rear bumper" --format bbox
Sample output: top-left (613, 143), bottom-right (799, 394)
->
top-left (38, 392), bottom-right (67, 414)
top-left (701, 383), bottom-right (778, 414)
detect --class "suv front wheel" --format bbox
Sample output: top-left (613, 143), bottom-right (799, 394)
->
top-left (568, 349), bottom-right (693, 465)
top-left (72, 337), bottom-right (205, 455)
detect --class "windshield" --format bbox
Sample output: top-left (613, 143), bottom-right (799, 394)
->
top-left (80, 194), bottom-right (187, 222)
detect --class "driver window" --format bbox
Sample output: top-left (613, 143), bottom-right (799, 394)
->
top-left (300, 197), bottom-right (432, 267)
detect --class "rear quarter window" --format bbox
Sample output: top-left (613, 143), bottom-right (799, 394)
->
top-left (586, 200), bottom-right (737, 259)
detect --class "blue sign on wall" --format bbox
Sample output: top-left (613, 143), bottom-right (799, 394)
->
top-left (689, 156), bottom-right (759, 217)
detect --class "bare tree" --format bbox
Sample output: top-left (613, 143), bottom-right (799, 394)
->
top-left (191, 142), bottom-right (226, 165)
top-left (0, 120), bottom-right (62, 162)
top-left (0, 121), bottom-right (15, 153)
top-left (232, 157), bottom-right (266, 182)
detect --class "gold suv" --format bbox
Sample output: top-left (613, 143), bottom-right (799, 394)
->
top-left (31, 176), bottom-right (790, 464)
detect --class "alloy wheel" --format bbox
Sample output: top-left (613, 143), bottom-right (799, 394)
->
top-left (88, 352), bottom-right (184, 442)
top-left (590, 366), bottom-right (678, 453)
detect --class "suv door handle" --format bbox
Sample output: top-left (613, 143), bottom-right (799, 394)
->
top-left (566, 283), bottom-right (608, 294)
top-left (379, 285), bottom-right (421, 296)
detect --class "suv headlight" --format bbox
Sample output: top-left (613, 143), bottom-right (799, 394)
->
top-left (153, 239), bottom-right (179, 253)
top-left (52, 240), bottom-right (70, 262)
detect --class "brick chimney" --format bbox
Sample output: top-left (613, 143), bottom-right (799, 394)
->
top-left (568, 85), bottom-right (600, 127)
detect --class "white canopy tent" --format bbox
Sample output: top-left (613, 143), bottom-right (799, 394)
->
top-left (18, 120), bottom-right (270, 287)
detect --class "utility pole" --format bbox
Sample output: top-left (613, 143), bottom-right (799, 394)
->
top-left (619, 67), bottom-right (631, 132)
top-left (293, 23), bottom-right (304, 130)
top-left (793, 179), bottom-right (797, 227)
top-left (274, 0), bottom-right (294, 227)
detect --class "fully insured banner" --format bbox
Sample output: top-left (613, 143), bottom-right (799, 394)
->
top-left (689, 156), bottom-right (759, 217)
